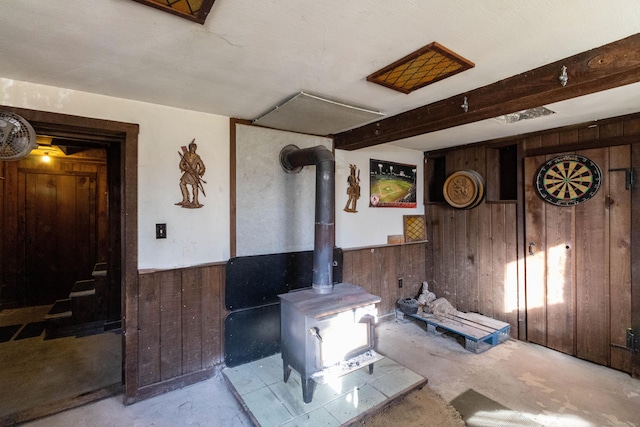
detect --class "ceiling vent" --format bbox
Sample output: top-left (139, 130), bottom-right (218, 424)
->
top-left (367, 42), bottom-right (474, 94)
top-left (494, 106), bottom-right (555, 124)
top-left (253, 92), bottom-right (385, 136)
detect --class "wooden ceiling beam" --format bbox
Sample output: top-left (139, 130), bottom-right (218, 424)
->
top-left (334, 33), bottom-right (640, 151)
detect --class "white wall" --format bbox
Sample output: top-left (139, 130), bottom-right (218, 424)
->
top-left (1, 78), bottom-right (230, 269)
top-left (1, 77), bottom-right (425, 268)
top-left (335, 145), bottom-right (424, 249)
top-left (235, 124), bottom-right (332, 256)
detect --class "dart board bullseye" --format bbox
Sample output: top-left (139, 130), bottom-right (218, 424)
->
top-left (535, 154), bottom-right (602, 206)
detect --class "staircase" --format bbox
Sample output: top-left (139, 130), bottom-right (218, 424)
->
top-left (44, 262), bottom-right (112, 339)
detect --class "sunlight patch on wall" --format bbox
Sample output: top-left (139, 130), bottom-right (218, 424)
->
top-left (546, 244), bottom-right (568, 305)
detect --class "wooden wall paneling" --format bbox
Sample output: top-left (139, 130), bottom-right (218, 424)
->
top-left (182, 267), bottom-right (204, 374)
top-left (342, 250), bottom-right (354, 284)
top-left (441, 208), bottom-right (456, 304)
top-left (201, 265), bottom-right (224, 368)
top-left (476, 202), bottom-right (493, 318)
top-left (453, 151), bottom-right (468, 311)
top-left (342, 243), bottom-right (427, 316)
top-left (350, 249), bottom-right (365, 289)
top-left (543, 201), bottom-right (575, 355)
top-left (609, 144), bottom-right (632, 373)
top-left (524, 155), bottom-right (547, 345)
top-left (75, 174), bottom-right (96, 281)
top-left (522, 135), bottom-right (543, 152)
top-left (159, 270), bottom-right (182, 380)
top-left (97, 164), bottom-right (108, 262)
top-left (465, 146), bottom-right (485, 312)
top-left (368, 248), bottom-right (382, 308)
top-left (407, 242), bottom-right (426, 298)
top-left (60, 175), bottom-right (79, 294)
top-left (383, 245), bottom-right (400, 314)
top-left (541, 132), bottom-right (560, 148)
top-left (490, 204), bottom-right (507, 325)
top-left (631, 141), bottom-right (640, 379)
top-left (558, 129), bottom-right (579, 145)
top-left (575, 148), bottom-right (610, 366)
top-left (503, 204), bottom-right (519, 338)
top-left (138, 273), bottom-right (161, 387)
top-left (426, 205), bottom-right (443, 299)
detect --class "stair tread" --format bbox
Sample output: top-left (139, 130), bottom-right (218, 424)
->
top-left (92, 262), bottom-right (107, 277)
top-left (45, 299), bottom-right (72, 319)
top-left (70, 279), bottom-right (96, 297)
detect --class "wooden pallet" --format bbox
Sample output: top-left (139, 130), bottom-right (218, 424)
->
top-left (398, 310), bottom-right (511, 353)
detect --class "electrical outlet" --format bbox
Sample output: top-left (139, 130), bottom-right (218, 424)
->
top-left (398, 278), bottom-right (403, 288)
top-left (156, 223), bottom-right (167, 239)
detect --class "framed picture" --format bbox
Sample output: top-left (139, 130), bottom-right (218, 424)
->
top-left (369, 159), bottom-right (417, 208)
top-left (132, 0), bottom-right (217, 24)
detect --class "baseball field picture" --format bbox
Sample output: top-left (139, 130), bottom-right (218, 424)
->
top-left (369, 159), bottom-right (417, 208)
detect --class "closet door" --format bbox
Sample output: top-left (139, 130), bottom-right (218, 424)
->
top-left (524, 146), bottom-right (631, 371)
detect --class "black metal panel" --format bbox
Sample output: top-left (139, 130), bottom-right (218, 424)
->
top-left (225, 248), bottom-right (343, 311)
top-left (224, 303), bottom-right (281, 368)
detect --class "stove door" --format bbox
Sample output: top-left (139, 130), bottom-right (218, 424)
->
top-left (313, 308), bottom-right (375, 368)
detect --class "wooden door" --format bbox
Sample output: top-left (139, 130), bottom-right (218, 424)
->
top-left (19, 170), bottom-right (97, 306)
top-left (524, 146), bottom-right (632, 372)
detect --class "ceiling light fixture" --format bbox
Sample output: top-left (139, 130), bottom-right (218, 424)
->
top-left (366, 42), bottom-right (475, 94)
top-left (494, 107), bottom-right (555, 124)
top-left (42, 152), bottom-right (50, 162)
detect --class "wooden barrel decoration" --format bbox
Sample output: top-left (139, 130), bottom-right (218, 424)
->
top-left (443, 170), bottom-right (485, 209)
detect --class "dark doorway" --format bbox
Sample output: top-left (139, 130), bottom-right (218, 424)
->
top-left (0, 106), bottom-right (138, 423)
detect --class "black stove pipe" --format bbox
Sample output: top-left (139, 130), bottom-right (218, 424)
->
top-left (280, 144), bottom-right (335, 294)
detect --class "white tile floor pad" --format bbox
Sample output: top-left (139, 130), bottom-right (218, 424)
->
top-left (222, 353), bottom-right (426, 427)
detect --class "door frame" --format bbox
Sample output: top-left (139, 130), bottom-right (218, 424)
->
top-left (1, 106), bottom-right (139, 401)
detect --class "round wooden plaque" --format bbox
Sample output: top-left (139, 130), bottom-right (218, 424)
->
top-left (443, 170), bottom-right (485, 209)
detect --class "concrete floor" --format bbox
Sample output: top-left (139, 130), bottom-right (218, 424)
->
top-left (0, 305), bottom-right (122, 423)
top-left (16, 318), bottom-right (640, 427)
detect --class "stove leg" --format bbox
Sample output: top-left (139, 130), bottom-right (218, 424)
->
top-left (302, 377), bottom-right (316, 404)
top-left (369, 363), bottom-right (374, 375)
top-left (283, 362), bottom-right (292, 383)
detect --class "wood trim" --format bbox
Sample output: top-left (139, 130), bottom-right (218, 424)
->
top-left (515, 142), bottom-right (527, 339)
top-left (131, 368), bottom-right (216, 404)
top-left (632, 143), bottom-right (640, 379)
top-left (229, 118), bottom-right (251, 258)
top-left (524, 134), bottom-right (639, 157)
top-left (335, 33), bottom-right (640, 150)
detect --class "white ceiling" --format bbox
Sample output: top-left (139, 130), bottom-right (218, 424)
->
top-left (1, 0), bottom-right (639, 151)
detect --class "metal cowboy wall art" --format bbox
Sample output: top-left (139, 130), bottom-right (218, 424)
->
top-left (344, 163), bottom-right (361, 213)
top-left (176, 138), bottom-right (206, 209)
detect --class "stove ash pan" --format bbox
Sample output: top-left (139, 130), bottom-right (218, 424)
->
top-left (279, 283), bottom-right (383, 404)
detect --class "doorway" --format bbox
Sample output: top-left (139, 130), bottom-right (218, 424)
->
top-left (0, 106), bottom-right (138, 423)
top-left (524, 145), bottom-right (632, 373)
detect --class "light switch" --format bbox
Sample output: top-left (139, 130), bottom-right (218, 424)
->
top-left (156, 223), bottom-right (167, 239)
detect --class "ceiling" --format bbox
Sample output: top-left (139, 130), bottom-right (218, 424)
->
top-left (1, 1), bottom-right (640, 152)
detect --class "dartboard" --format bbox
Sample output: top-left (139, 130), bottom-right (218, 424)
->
top-left (535, 155), bottom-right (602, 206)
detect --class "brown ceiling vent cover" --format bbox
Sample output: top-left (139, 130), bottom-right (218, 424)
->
top-left (367, 42), bottom-right (474, 94)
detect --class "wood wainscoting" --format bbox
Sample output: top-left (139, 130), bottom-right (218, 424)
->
top-left (342, 242), bottom-right (427, 316)
top-left (131, 263), bottom-right (225, 403)
top-left (131, 242), bottom-right (427, 402)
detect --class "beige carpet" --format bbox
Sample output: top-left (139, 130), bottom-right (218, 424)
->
top-left (357, 385), bottom-right (465, 427)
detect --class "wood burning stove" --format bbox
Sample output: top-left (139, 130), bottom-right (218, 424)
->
top-left (278, 144), bottom-right (383, 403)
top-left (279, 283), bottom-right (383, 403)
